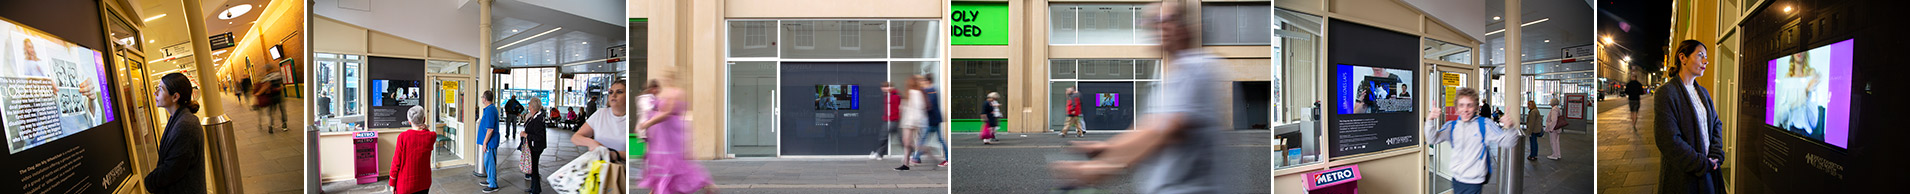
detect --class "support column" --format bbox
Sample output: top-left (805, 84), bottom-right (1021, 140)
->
top-left (478, 0), bottom-right (494, 166)
top-left (1499, 0), bottom-right (1525, 193)
top-left (179, 0), bottom-right (236, 193)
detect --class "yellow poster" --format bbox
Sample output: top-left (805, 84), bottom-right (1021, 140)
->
top-left (442, 80), bottom-right (460, 104)
top-left (1441, 73), bottom-right (1463, 107)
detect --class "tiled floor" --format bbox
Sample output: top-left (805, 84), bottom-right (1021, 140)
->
top-left (222, 94), bottom-right (306, 194)
top-left (1596, 96), bottom-right (1663, 194)
top-left (319, 126), bottom-right (602, 194)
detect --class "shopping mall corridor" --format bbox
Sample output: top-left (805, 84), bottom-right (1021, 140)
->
top-left (1596, 95), bottom-right (1664, 193)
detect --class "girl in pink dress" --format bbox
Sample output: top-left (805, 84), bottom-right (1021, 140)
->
top-left (637, 78), bottom-right (715, 194)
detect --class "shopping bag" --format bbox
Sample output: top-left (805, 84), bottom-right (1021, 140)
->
top-left (550, 147), bottom-right (609, 194)
top-left (517, 146), bottom-right (534, 174)
top-left (599, 161), bottom-right (624, 194)
top-left (580, 160), bottom-right (606, 194)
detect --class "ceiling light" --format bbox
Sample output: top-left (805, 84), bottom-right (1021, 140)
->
top-left (1520, 18), bottom-right (1549, 27)
top-left (497, 27), bottom-right (562, 50)
top-left (1493, 16), bottom-right (1501, 20)
top-left (1544, 39), bottom-right (1550, 43)
top-left (512, 29), bottom-right (519, 32)
top-left (218, 4), bottom-right (253, 20)
top-left (143, 14), bottom-right (167, 22)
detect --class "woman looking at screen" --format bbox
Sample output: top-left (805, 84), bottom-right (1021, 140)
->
top-left (1654, 39), bottom-right (1726, 194)
top-left (144, 73), bottom-right (207, 194)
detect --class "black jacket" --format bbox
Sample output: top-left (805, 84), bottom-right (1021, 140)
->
top-left (1653, 78), bottom-right (1726, 194)
top-left (506, 99), bottom-right (525, 118)
top-left (1627, 81), bottom-right (1646, 100)
top-left (145, 109), bottom-right (206, 194)
top-left (523, 112), bottom-right (549, 151)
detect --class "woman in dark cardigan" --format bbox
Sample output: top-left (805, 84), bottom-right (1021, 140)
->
top-left (145, 73), bottom-right (206, 194)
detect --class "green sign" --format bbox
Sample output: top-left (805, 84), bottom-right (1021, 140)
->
top-left (952, 2), bottom-right (1008, 45)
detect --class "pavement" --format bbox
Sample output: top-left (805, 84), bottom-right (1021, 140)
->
top-left (1595, 95), bottom-right (1664, 194)
top-left (949, 130), bottom-right (1272, 193)
top-left (631, 157), bottom-right (951, 193)
top-left (318, 126), bottom-right (595, 194)
top-left (1470, 109), bottom-right (1599, 194)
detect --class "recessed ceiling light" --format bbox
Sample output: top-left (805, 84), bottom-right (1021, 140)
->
top-left (1492, 16), bottom-right (1501, 20)
top-left (218, 4), bottom-right (253, 20)
top-left (1544, 39), bottom-right (1550, 43)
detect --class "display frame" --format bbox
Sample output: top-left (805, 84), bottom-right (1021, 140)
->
top-left (0, 15), bottom-right (133, 193)
top-left (1760, 38), bottom-right (1856, 152)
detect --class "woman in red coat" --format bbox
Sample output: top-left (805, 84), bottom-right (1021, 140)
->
top-left (390, 106), bottom-right (435, 194)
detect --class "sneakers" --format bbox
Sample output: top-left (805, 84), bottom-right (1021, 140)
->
top-left (482, 186), bottom-right (500, 193)
top-left (1078, 130), bottom-right (1087, 137)
top-left (894, 165), bottom-right (911, 171)
top-left (870, 152), bottom-right (882, 160)
top-left (938, 161), bottom-right (949, 167)
top-left (473, 172), bottom-right (487, 178)
top-left (1547, 155), bottom-right (1562, 160)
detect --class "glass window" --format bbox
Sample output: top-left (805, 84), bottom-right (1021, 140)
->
top-left (1048, 81), bottom-right (1077, 130)
top-left (1273, 8), bottom-right (1322, 170)
top-left (783, 20), bottom-right (887, 59)
top-left (1077, 59), bottom-right (1135, 80)
top-left (890, 20), bottom-right (940, 59)
top-left (342, 54), bottom-right (364, 117)
top-left (1049, 5), bottom-right (1078, 44)
top-left (426, 60), bottom-right (470, 74)
top-left (1423, 38), bottom-right (1471, 64)
top-left (1201, 2), bottom-right (1273, 45)
top-left (1050, 3), bottom-right (1151, 45)
top-left (1050, 60), bottom-right (1077, 79)
top-left (953, 60), bottom-right (1008, 120)
top-left (729, 21), bottom-right (777, 57)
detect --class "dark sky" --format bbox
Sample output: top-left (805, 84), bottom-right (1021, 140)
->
top-left (1599, 0), bottom-right (1672, 75)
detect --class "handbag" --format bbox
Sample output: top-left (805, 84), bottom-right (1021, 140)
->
top-left (550, 146), bottom-right (611, 194)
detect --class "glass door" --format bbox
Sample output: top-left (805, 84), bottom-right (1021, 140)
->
top-left (726, 62), bottom-right (777, 157)
top-left (433, 78), bottom-right (471, 164)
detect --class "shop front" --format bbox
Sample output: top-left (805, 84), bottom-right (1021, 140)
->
top-left (722, 19), bottom-right (944, 157)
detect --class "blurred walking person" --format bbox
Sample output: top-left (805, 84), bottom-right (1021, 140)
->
top-left (912, 74), bottom-right (950, 168)
top-left (637, 76), bottom-right (717, 194)
top-left (874, 82), bottom-right (902, 160)
top-left (980, 92), bottom-right (1002, 144)
top-left (1060, 87), bottom-right (1086, 137)
top-left (896, 77), bottom-right (929, 171)
top-left (1049, 2), bottom-right (1228, 193)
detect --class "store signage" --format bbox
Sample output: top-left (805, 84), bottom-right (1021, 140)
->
top-left (1561, 44), bottom-right (1593, 59)
top-left (606, 45), bottom-right (627, 63)
top-left (209, 32), bottom-right (235, 50)
top-left (1304, 165), bottom-right (1362, 192)
top-left (951, 2), bottom-right (1009, 45)
top-left (352, 131), bottom-right (380, 184)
